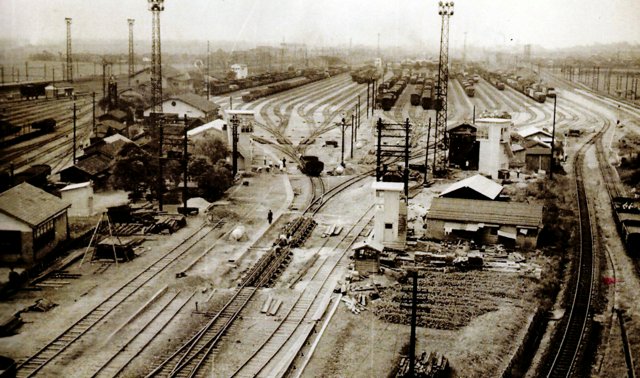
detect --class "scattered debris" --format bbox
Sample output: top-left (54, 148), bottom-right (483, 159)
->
top-left (396, 351), bottom-right (450, 377)
top-left (27, 298), bottom-right (57, 312)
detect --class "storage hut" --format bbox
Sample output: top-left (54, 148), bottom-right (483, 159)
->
top-left (425, 197), bottom-right (543, 249)
top-left (447, 123), bottom-right (479, 170)
top-left (0, 183), bottom-right (70, 266)
top-left (352, 240), bottom-right (384, 274)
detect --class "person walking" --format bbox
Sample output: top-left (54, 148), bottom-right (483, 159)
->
top-left (267, 209), bottom-right (273, 224)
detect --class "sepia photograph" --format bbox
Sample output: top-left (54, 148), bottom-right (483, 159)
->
top-left (0, 0), bottom-right (639, 376)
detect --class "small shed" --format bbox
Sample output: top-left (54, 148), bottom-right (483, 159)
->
top-left (439, 174), bottom-right (504, 201)
top-left (60, 182), bottom-right (94, 217)
top-left (59, 152), bottom-right (113, 186)
top-left (524, 139), bottom-right (551, 173)
top-left (352, 240), bottom-right (384, 274)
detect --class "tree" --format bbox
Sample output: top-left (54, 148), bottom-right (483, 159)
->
top-left (194, 136), bottom-right (229, 165)
top-left (110, 144), bottom-right (158, 200)
top-left (188, 156), bottom-right (212, 180)
top-left (196, 160), bottom-right (233, 201)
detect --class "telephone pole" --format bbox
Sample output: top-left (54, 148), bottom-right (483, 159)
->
top-left (128, 19), bottom-right (135, 87)
top-left (65, 17), bottom-right (73, 82)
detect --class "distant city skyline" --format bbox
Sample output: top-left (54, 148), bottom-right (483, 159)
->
top-left (1, 0), bottom-right (639, 52)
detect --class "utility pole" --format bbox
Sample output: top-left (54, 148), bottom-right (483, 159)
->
top-left (92, 92), bottom-right (96, 134)
top-left (65, 17), bottom-right (73, 82)
top-left (231, 114), bottom-right (239, 176)
top-left (376, 118), bottom-right (383, 181)
top-left (157, 116), bottom-right (164, 211)
top-left (206, 40), bottom-right (210, 100)
top-left (183, 115), bottom-right (189, 212)
top-left (351, 114), bottom-right (355, 159)
top-left (404, 118), bottom-right (410, 200)
top-left (25, 62), bottom-right (28, 81)
top-left (549, 95), bottom-right (557, 180)
top-left (366, 81), bottom-right (370, 118)
top-left (424, 117), bottom-right (431, 187)
top-left (128, 18), bottom-right (135, 87)
top-left (341, 117), bottom-right (347, 167)
top-left (435, 1), bottom-right (454, 173)
top-left (72, 101), bottom-right (77, 164)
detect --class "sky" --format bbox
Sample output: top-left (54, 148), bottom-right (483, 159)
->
top-left (1, 0), bottom-right (639, 51)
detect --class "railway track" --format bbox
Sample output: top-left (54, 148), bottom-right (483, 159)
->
top-left (16, 224), bottom-right (216, 378)
top-left (230, 205), bottom-right (375, 378)
top-left (542, 116), bottom-right (613, 377)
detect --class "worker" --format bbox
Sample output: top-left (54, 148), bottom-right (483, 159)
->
top-left (267, 209), bottom-right (273, 224)
top-left (282, 157), bottom-right (286, 168)
top-left (516, 167), bottom-right (521, 179)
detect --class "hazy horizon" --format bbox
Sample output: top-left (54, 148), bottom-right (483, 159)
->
top-left (2, 0), bottom-right (640, 53)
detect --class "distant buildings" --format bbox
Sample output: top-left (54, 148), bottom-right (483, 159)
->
top-left (230, 63), bottom-right (248, 79)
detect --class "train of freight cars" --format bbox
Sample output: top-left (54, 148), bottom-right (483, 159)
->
top-left (483, 71), bottom-right (555, 103)
top-left (409, 76), bottom-right (439, 110)
top-left (213, 67), bottom-right (346, 97)
top-left (611, 197), bottom-right (640, 254)
top-left (457, 74), bottom-right (476, 97)
top-left (0, 118), bottom-right (56, 147)
top-left (241, 72), bottom-right (328, 102)
top-left (350, 66), bottom-right (381, 84)
top-left (377, 73), bottom-right (410, 111)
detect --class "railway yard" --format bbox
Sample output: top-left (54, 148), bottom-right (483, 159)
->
top-left (1, 2), bottom-right (640, 378)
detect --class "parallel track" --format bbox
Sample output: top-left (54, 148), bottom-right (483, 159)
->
top-left (16, 224), bottom-right (216, 378)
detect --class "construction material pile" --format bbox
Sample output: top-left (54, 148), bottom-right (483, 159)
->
top-left (373, 271), bottom-right (533, 330)
top-left (396, 351), bottom-right (450, 378)
top-left (105, 204), bottom-right (186, 235)
top-left (282, 216), bottom-right (317, 247)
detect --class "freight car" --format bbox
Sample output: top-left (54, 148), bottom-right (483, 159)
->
top-left (31, 118), bottom-right (56, 132)
top-left (421, 86), bottom-right (434, 110)
top-left (410, 85), bottom-right (423, 106)
top-left (241, 75), bottom-right (324, 102)
top-left (0, 119), bottom-right (20, 138)
top-left (611, 197), bottom-right (640, 254)
top-left (19, 83), bottom-right (48, 100)
top-left (299, 155), bottom-right (324, 176)
top-left (0, 118), bottom-right (56, 148)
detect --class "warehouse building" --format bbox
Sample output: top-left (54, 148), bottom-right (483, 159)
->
top-left (0, 183), bottom-right (70, 266)
top-left (425, 197), bottom-right (543, 249)
top-left (144, 93), bottom-right (219, 122)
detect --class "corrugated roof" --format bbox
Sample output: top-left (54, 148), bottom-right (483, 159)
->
top-left (0, 182), bottom-right (70, 227)
top-left (517, 126), bottom-right (552, 139)
top-left (439, 175), bottom-right (503, 200)
top-left (427, 198), bottom-right (543, 228)
top-left (60, 182), bottom-right (92, 191)
top-left (170, 93), bottom-right (219, 113)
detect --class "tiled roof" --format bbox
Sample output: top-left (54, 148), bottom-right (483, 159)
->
top-left (73, 153), bottom-right (113, 176)
top-left (171, 93), bottom-right (219, 113)
top-left (428, 197), bottom-right (543, 228)
top-left (439, 174), bottom-right (503, 200)
top-left (517, 126), bottom-right (552, 139)
top-left (0, 182), bottom-right (70, 227)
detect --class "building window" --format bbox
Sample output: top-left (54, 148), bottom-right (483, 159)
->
top-left (34, 218), bottom-right (55, 250)
top-left (385, 223), bottom-right (393, 230)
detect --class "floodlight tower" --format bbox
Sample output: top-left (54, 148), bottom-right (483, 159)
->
top-left (65, 18), bottom-right (73, 82)
top-left (128, 19), bottom-right (135, 87)
top-left (149, 0), bottom-right (164, 113)
top-left (434, 1), bottom-right (453, 171)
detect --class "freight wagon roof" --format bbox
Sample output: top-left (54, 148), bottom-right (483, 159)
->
top-left (0, 182), bottom-right (70, 227)
top-left (427, 197), bottom-right (543, 228)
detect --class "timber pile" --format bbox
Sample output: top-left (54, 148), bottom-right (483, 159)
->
top-left (373, 271), bottom-right (532, 330)
top-left (396, 351), bottom-right (450, 378)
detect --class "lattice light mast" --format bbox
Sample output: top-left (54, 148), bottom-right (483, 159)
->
top-left (65, 18), bottom-right (73, 82)
top-left (149, 0), bottom-right (164, 113)
top-left (434, 1), bottom-right (453, 171)
top-left (128, 19), bottom-right (135, 87)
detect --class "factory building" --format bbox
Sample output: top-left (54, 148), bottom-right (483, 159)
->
top-left (425, 198), bottom-right (543, 249)
top-left (0, 183), bottom-right (70, 266)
